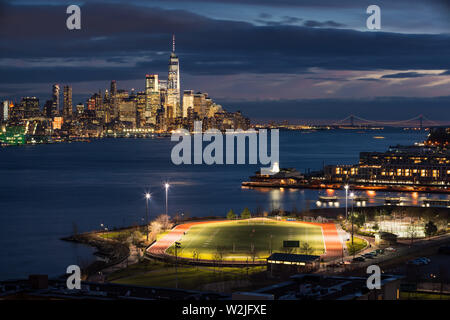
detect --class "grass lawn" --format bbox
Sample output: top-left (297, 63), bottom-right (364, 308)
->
top-left (166, 220), bottom-right (325, 261)
top-left (400, 291), bottom-right (450, 300)
top-left (110, 260), bottom-right (266, 290)
top-left (346, 237), bottom-right (367, 255)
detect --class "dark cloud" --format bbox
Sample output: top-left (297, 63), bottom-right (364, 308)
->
top-left (0, 2), bottom-right (449, 83)
top-left (381, 72), bottom-right (436, 79)
top-left (356, 78), bottom-right (381, 81)
top-left (303, 20), bottom-right (346, 28)
top-left (220, 96), bottom-right (450, 122)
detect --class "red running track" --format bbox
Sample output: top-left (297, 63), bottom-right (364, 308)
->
top-left (147, 220), bottom-right (342, 261)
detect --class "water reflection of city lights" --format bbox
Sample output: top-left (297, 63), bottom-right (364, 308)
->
top-left (366, 190), bottom-right (376, 197)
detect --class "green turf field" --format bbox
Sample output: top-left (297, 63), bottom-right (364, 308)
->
top-left (167, 219), bottom-right (325, 261)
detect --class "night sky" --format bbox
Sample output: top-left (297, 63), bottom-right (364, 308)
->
top-left (1, 0), bottom-right (450, 123)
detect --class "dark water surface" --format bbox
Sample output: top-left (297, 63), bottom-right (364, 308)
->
top-left (0, 129), bottom-right (436, 280)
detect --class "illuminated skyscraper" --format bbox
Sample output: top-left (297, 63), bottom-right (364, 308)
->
top-left (145, 74), bottom-right (160, 124)
top-left (182, 90), bottom-right (194, 118)
top-left (63, 85), bottom-right (73, 118)
top-left (21, 97), bottom-right (40, 118)
top-left (2, 100), bottom-right (9, 122)
top-left (167, 35), bottom-right (181, 118)
top-left (52, 84), bottom-right (60, 115)
top-left (110, 80), bottom-right (118, 118)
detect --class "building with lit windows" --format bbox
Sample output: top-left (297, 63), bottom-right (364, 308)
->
top-left (167, 35), bottom-right (181, 118)
top-left (324, 145), bottom-right (449, 187)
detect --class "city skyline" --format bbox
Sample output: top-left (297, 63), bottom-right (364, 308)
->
top-left (0, 1), bottom-right (449, 122)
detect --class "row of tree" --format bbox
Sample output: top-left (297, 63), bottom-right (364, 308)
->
top-left (226, 208), bottom-right (251, 220)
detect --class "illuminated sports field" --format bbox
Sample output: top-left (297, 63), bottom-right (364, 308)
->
top-left (166, 220), bottom-right (325, 261)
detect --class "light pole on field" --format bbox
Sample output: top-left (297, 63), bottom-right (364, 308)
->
top-left (175, 241), bottom-right (181, 289)
top-left (145, 193), bottom-right (151, 241)
top-left (344, 184), bottom-right (349, 221)
top-left (350, 192), bottom-right (355, 254)
top-left (164, 183), bottom-right (170, 216)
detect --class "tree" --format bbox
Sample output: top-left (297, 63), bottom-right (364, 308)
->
top-left (406, 223), bottom-right (419, 245)
top-left (155, 214), bottom-right (173, 231)
top-left (424, 220), bottom-right (438, 238)
top-left (131, 230), bottom-right (143, 246)
top-left (241, 207), bottom-right (251, 220)
top-left (301, 242), bottom-right (314, 255)
top-left (226, 209), bottom-right (236, 220)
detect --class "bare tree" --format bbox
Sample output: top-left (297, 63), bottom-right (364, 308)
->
top-left (156, 214), bottom-right (173, 231)
top-left (406, 223), bottom-right (419, 245)
top-left (301, 242), bottom-right (314, 255)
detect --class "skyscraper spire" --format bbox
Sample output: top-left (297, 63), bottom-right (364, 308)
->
top-left (172, 34), bottom-right (176, 53)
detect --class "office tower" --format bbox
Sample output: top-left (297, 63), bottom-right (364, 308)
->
top-left (76, 103), bottom-right (85, 116)
top-left (43, 100), bottom-right (53, 118)
top-left (145, 74), bottom-right (160, 124)
top-left (167, 35), bottom-right (181, 118)
top-left (21, 97), bottom-right (40, 118)
top-left (118, 99), bottom-right (137, 127)
top-left (63, 85), bottom-right (73, 119)
top-left (52, 84), bottom-right (60, 115)
top-left (193, 92), bottom-right (208, 119)
top-left (2, 100), bottom-right (9, 122)
top-left (182, 90), bottom-right (194, 118)
top-left (135, 91), bottom-right (146, 127)
top-left (110, 80), bottom-right (118, 118)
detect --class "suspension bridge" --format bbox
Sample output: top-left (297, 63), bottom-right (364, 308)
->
top-left (331, 114), bottom-right (441, 128)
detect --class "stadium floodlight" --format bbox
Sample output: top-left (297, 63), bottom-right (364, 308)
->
top-left (164, 183), bottom-right (170, 215)
top-left (145, 192), bottom-right (151, 241)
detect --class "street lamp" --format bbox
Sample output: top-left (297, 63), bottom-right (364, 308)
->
top-left (164, 183), bottom-right (170, 216)
top-left (145, 193), bottom-right (151, 241)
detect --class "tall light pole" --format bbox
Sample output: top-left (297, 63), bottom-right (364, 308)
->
top-left (350, 192), bottom-right (355, 247)
top-left (145, 193), bottom-right (151, 241)
top-left (164, 183), bottom-right (170, 216)
top-left (344, 184), bottom-right (349, 220)
top-left (175, 241), bottom-right (181, 289)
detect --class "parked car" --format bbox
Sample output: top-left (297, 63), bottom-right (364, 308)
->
top-left (376, 249), bottom-right (385, 255)
top-left (353, 256), bottom-right (365, 262)
top-left (362, 253), bottom-right (374, 259)
top-left (417, 257), bottom-right (431, 264)
top-left (385, 247), bottom-right (396, 252)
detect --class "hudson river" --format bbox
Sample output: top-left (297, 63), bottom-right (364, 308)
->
top-left (0, 129), bottom-right (440, 280)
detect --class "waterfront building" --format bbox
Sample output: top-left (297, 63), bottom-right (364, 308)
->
top-left (63, 85), bottom-right (73, 119)
top-left (0, 125), bottom-right (26, 146)
top-left (324, 145), bottom-right (450, 187)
